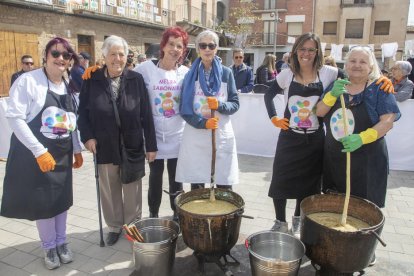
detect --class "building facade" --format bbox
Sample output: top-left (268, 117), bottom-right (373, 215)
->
top-left (0, 0), bottom-right (221, 97)
top-left (314, 0), bottom-right (410, 69)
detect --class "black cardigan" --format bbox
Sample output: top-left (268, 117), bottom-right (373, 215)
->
top-left (77, 67), bottom-right (157, 165)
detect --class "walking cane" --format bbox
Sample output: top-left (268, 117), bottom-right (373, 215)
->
top-left (210, 109), bottom-right (216, 202)
top-left (93, 153), bottom-right (105, 247)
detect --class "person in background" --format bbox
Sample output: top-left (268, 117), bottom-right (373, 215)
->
top-left (276, 52), bottom-right (290, 73)
top-left (1, 37), bottom-right (83, 270)
top-left (231, 48), bottom-right (254, 93)
top-left (70, 52), bottom-right (90, 91)
top-left (256, 54), bottom-right (277, 84)
top-left (10, 55), bottom-right (35, 87)
top-left (126, 50), bottom-right (135, 70)
top-left (183, 58), bottom-right (192, 68)
top-left (325, 55), bottom-right (346, 78)
top-left (176, 30), bottom-right (239, 190)
top-left (77, 35), bottom-right (157, 246)
top-left (137, 54), bottom-right (147, 64)
top-left (390, 61), bottom-right (413, 102)
top-left (134, 26), bottom-right (189, 221)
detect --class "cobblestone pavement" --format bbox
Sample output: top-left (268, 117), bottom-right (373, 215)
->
top-left (0, 153), bottom-right (413, 275)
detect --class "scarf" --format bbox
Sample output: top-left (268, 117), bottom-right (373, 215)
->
top-left (181, 56), bottom-right (223, 116)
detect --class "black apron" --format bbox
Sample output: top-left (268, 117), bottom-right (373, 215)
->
top-left (322, 86), bottom-right (389, 208)
top-left (268, 75), bottom-right (324, 199)
top-left (1, 73), bottom-right (74, 220)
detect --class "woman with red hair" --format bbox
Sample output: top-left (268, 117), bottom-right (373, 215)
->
top-left (134, 26), bottom-right (189, 221)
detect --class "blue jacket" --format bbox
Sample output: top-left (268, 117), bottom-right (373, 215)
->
top-left (232, 63), bottom-right (254, 93)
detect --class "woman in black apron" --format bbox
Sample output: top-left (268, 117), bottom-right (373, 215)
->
top-left (317, 46), bottom-right (400, 208)
top-left (264, 33), bottom-right (338, 237)
top-left (1, 37), bottom-right (83, 270)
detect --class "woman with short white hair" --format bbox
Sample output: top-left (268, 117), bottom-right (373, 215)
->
top-left (77, 35), bottom-right (157, 246)
top-left (391, 60), bottom-right (414, 102)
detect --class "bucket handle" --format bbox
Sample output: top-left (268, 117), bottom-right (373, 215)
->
top-left (244, 238), bottom-right (250, 249)
top-left (365, 230), bottom-right (387, 247)
top-left (235, 210), bottom-right (254, 219)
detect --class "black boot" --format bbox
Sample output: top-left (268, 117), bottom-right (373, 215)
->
top-left (149, 212), bottom-right (158, 218)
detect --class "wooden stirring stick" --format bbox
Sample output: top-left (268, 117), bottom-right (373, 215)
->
top-left (131, 225), bottom-right (144, 242)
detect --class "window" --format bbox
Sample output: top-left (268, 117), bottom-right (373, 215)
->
top-left (374, 21), bottom-right (390, 35)
top-left (288, 22), bottom-right (302, 36)
top-left (323, 22), bottom-right (337, 35)
top-left (265, 0), bottom-right (276, 9)
top-left (354, 0), bottom-right (366, 3)
top-left (345, 19), bottom-right (364, 38)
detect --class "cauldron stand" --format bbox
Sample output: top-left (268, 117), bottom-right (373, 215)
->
top-left (193, 251), bottom-right (239, 276)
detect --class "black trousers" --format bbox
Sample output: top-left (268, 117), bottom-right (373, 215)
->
top-left (191, 183), bottom-right (233, 191)
top-left (148, 159), bottom-right (182, 214)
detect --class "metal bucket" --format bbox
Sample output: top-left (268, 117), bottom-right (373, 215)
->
top-left (246, 231), bottom-right (305, 276)
top-left (130, 218), bottom-right (180, 276)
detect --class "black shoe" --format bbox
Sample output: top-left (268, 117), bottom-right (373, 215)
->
top-left (106, 231), bottom-right (121, 246)
top-left (149, 212), bottom-right (159, 218)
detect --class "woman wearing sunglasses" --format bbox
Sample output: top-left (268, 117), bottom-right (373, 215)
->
top-left (1, 37), bottom-right (83, 269)
top-left (77, 35), bottom-right (157, 247)
top-left (176, 30), bottom-right (239, 190)
top-left (264, 33), bottom-right (394, 238)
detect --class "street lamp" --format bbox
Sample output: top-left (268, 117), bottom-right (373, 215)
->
top-left (270, 11), bottom-right (282, 56)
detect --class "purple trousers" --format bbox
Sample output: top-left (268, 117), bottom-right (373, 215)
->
top-left (36, 211), bottom-right (67, 249)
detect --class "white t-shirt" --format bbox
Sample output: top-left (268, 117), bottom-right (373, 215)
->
top-left (6, 68), bottom-right (82, 157)
top-left (134, 60), bottom-right (189, 159)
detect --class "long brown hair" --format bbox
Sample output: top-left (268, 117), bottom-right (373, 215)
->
top-left (290, 32), bottom-right (324, 78)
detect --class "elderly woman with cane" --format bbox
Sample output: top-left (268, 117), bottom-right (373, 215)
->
top-left (1, 37), bottom-right (83, 270)
top-left (77, 35), bottom-right (157, 246)
top-left (175, 30), bottom-right (239, 190)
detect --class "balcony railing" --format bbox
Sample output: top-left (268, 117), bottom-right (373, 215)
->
top-left (176, 4), bottom-right (217, 29)
top-left (341, 0), bottom-right (374, 7)
top-left (246, 32), bottom-right (288, 47)
top-left (22, 0), bottom-right (175, 27)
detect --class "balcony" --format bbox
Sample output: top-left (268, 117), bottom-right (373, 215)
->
top-left (341, 0), bottom-right (374, 7)
top-left (176, 4), bottom-right (217, 29)
top-left (246, 32), bottom-right (288, 47)
top-left (16, 0), bottom-right (175, 27)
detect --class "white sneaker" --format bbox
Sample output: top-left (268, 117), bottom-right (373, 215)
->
top-left (270, 220), bottom-right (289, 233)
top-left (44, 248), bottom-right (60, 270)
top-left (291, 216), bottom-right (301, 238)
top-left (56, 243), bottom-right (74, 264)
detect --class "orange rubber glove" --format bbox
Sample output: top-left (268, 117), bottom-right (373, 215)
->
top-left (207, 97), bottom-right (219, 110)
top-left (376, 75), bottom-right (394, 94)
top-left (82, 65), bottom-right (100, 80)
top-left (206, 117), bottom-right (219, 129)
top-left (271, 116), bottom-right (289, 130)
top-left (36, 152), bottom-right (56, 172)
top-left (73, 153), bottom-right (83, 169)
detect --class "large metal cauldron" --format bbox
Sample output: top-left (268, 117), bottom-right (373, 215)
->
top-left (301, 194), bottom-right (386, 273)
top-left (175, 188), bottom-right (244, 254)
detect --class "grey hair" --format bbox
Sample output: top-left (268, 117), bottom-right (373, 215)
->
top-left (344, 46), bottom-right (381, 80)
top-left (102, 35), bottom-right (129, 57)
top-left (232, 48), bottom-right (243, 56)
top-left (195, 30), bottom-right (219, 54)
top-left (395, 61), bottom-right (412, 76)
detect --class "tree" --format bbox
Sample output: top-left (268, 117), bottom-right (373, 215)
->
top-left (215, 1), bottom-right (261, 48)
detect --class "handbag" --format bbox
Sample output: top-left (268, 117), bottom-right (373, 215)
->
top-left (109, 75), bottom-right (145, 184)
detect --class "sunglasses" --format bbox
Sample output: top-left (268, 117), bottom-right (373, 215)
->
top-left (234, 56), bottom-right (244, 59)
top-left (23, 62), bottom-right (34, 65)
top-left (50, 50), bottom-right (73, 60)
top-left (297, 47), bottom-right (318, 54)
top-left (199, 43), bottom-right (217, 50)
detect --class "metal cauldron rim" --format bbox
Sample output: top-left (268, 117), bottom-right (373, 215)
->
top-left (175, 188), bottom-right (245, 218)
top-left (301, 193), bottom-right (385, 233)
top-left (129, 217), bottom-right (180, 245)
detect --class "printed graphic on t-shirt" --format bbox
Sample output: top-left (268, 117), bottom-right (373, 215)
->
top-left (152, 78), bottom-right (181, 117)
top-left (288, 95), bottom-right (320, 129)
top-left (330, 108), bottom-right (355, 141)
top-left (154, 91), bottom-right (180, 118)
top-left (41, 106), bottom-right (76, 139)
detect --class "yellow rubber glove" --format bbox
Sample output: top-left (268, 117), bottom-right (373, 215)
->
top-left (340, 128), bottom-right (378, 152)
top-left (36, 152), bottom-right (56, 172)
top-left (206, 117), bottom-right (219, 129)
top-left (376, 76), bottom-right (394, 94)
top-left (82, 65), bottom-right (100, 80)
top-left (271, 116), bottom-right (289, 130)
top-left (359, 128), bottom-right (378, 144)
top-left (73, 153), bottom-right (83, 169)
top-left (207, 97), bottom-right (219, 110)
